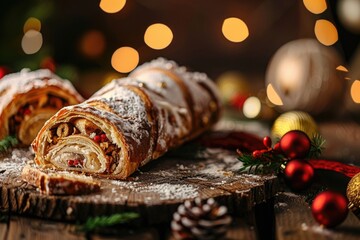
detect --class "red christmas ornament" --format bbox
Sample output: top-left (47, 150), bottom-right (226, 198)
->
top-left (283, 159), bottom-right (314, 190)
top-left (273, 142), bottom-right (281, 153)
top-left (280, 130), bottom-right (311, 159)
top-left (311, 191), bottom-right (348, 228)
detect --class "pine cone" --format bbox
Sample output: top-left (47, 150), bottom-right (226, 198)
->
top-left (171, 198), bottom-right (232, 240)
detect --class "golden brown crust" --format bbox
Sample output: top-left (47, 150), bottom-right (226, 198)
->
top-left (33, 58), bottom-right (221, 179)
top-left (0, 69), bottom-right (84, 145)
top-left (21, 165), bottom-right (101, 195)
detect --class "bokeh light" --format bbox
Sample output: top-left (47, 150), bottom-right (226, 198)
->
top-left (111, 47), bottom-right (139, 73)
top-left (314, 19), bottom-right (338, 46)
top-left (99, 0), bottom-right (126, 13)
top-left (80, 30), bottom-right (106, 58)
top-left (21, 30), bottom-right (43, 54)
top-left (23, 17), bottom-right (41, 33)
top-left (336, 65), bottom-right (349, 72)
top-left (222, 17), bottom-right (249, 43)
top-left (243, 96), bottom-right (261, 118)
top-left (338, 0), bottom-right (360, 33)
top-left (351, 80), bottom-right (360, 103)
top-left (266, 83), bottom-right (283, 106)
top-left (303, 0), bottom-right (327, 14)
top-left (144, 23), bottom-right (173, 50)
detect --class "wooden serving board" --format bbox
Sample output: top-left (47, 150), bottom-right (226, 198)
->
top-left (0, 141), bottom-right (278, 225)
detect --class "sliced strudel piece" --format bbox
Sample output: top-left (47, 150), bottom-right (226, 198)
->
top-left (0, 69), bottom-right (84, 145)
top-left (21, 165), bottom-right (100, 195)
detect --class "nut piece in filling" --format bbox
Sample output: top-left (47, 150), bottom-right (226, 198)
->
top-left (47, 119), bottom-right (121, 174)
top-left (9, 94), bottom-right (69, 145)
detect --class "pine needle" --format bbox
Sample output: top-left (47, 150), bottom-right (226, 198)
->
top-left (238, 152), bottom-right (286, 174)
top-left (78, 212), bottom-right (139, 232)
top-left (309, 134), bottom-right (325, 158)
top-left (0, 135), bottom-right (18, 152)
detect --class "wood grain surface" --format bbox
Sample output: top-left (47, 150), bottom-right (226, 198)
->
top-left (274, 192), bottom-right (360, 240)
top-left (0, 145), bottom-right (278, 225)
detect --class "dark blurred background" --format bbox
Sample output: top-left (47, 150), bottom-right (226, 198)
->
top-left (0, 0), bottom-right (359, 119)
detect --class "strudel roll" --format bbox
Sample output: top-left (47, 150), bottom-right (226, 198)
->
top-left (0, 69), bottom-right (84, 145)
top-left (32, 58), bottom-right (221, 179)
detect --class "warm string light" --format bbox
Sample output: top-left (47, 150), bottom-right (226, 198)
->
top-left (336, 65), bottom-right (349, 72)
top-left (21, 30), bottom-right (43, 55)
top-left (23, 17), bottom-right (41, 33)
top-left (314, 19), bottom-right (338, 46)
top-left (266, 84), bottom-right (283, 106)
top-left (222, 17), bottom-right (249, 43)
top-left (111, 47), bottom-right (139, 73)
top-left (22, 17), bottom-right (43, 55)
top-left (351, 80), bottom-right (360, 103)
top-left (99, 0), bottom-right (126, 13)
top-left (303, 0), bottom-right (327, 14)
top-left (243, 96), bottom-right (261, 118)
top-left (144, 23), bottom-right (173, 50)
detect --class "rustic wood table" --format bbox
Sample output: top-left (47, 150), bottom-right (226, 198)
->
top-left (1, 120), bottom-right (360, 240)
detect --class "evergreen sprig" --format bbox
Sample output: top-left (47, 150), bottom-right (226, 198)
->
top-left (0, 135), bottom-right (18, 152)
top-left (309, 134), bottom-right (326, 159)
top-left (78, 212), bottom-right (139, 232)
top-left (237, 134), bottom-right (325, 174)
top-left (238, 151), bottom-right (286, 174)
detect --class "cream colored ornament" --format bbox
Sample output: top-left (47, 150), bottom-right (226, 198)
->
top-left (265, 39), bottom-right (346, 115)
top-left (337, 0), bottom-right (360, 33)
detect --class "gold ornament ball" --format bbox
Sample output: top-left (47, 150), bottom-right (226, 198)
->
top-left (216, 71), bottom-right (250, 104)
top-left (271, 111), bottom-right (318, 140)
top-left (347, 172), bottom-right (360, 219)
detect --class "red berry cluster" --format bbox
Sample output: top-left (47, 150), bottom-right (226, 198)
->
top-left (249, 130), bottom-right (314, 191)
top-left (67, 159), bottom-right (83, 167)
top-left (93, 133), bottom-right (108, 143)
top-left (252, 136), bottom-right (281, 158)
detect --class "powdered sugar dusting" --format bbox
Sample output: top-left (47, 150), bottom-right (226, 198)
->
top-left (0, 148), bottom-right (33, 180)
top-left (110, 180), bottom-right (198, 201)
top-left (0, 69), bottom-right (83, 114)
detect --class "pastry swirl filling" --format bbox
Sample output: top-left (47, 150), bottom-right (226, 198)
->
top-left (9, 94), bottom-right (68, 145)
top-left (45, 119), bottom-right (122, 174)
top-left (33, 58), bottom-right (221, 179)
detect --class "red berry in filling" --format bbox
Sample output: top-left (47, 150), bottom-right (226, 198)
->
top-left (100, 134), bottom-right (107, 142)
top-left (23, 109), bottom-right (31, 115)
top-left (93, 135), bottom-right (101, 142)
top-left (67, 160), bottom-right (74, 166)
